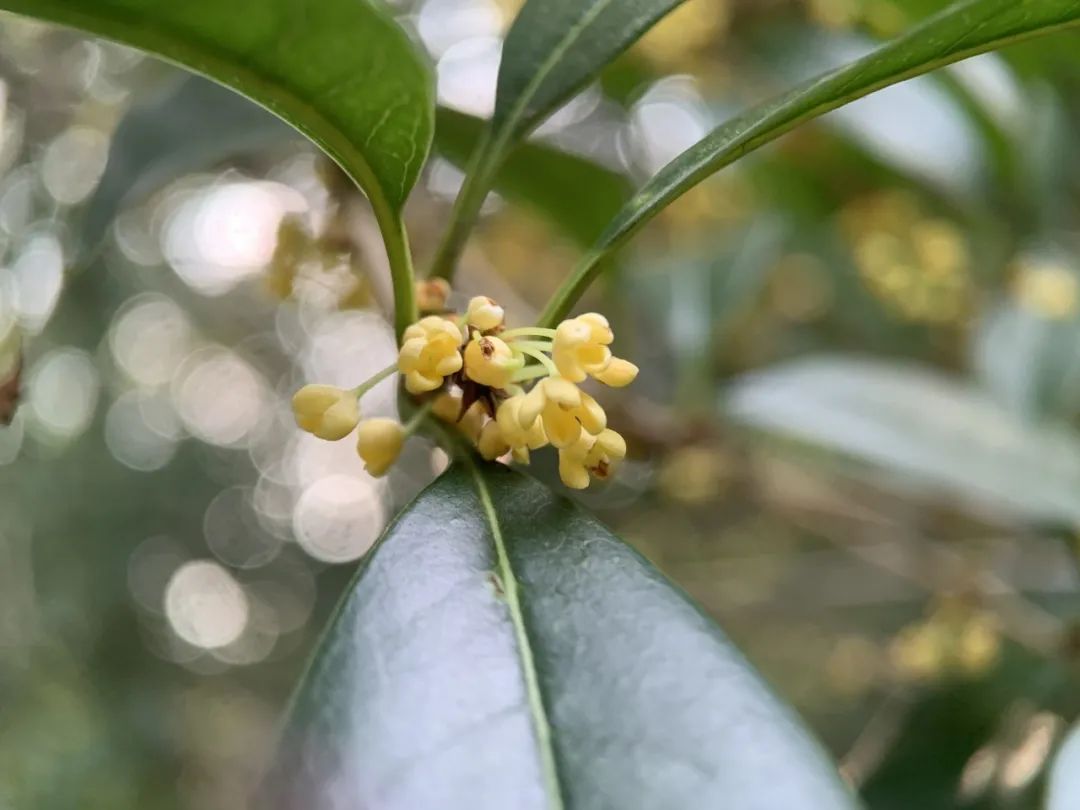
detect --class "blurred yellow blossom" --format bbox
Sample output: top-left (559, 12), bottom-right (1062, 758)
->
top-left (844, 193), bottom-right (970, 324)
top-left (890, 604), bottom-right (1001, 683)
top-left (1014, 261), bottom-right (1078, 319)
top-left (416, 277), bottom-right (451, 313)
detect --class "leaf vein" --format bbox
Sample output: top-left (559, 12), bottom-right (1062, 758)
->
top-left (467, 459), bottom-right (565, 810)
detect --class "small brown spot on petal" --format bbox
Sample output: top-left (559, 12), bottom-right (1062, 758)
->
top-left (590, 459), bottom-right (611, 480)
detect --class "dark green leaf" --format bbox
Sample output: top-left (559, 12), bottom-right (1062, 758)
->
top-left (428, 0), bottom-right (686, 278)
top-left (267, 463), bottom-right (857, 810)
top-left (0, 0), bottom-right (435, 226)
top-left (539, 0), bottom-right (1080, 325)
top-left (727, 355), bottom-right (1080, 525)
top-left (493, 0), bottom-right (687, 142)
top-left (435, 108), bottom-right (631, 246)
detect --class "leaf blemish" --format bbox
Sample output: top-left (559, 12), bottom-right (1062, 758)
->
top-left (488, 570), bottom-right (506, 599)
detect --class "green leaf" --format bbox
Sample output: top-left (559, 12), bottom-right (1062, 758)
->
top-left (266, 463), bottom-right (857, 810)
top-left (862, 645), bottom-right (1072, 810)
top-left (0, 0), bottom-right (435, 228)
top-left (727, 355), bottom-right (1080, 525)
top-left (975, 299), bottom-right (1080, 423)
top-left (973, 252), bottom-right (1080, 422)
top-left (434, 108), bottom-right (631, 246)
top-left (493, 0), bottom-right (686, 142)
top-left (539, 0), bottom-right (1080, 326)
top-left (428, 0), bottom-right (686, 278)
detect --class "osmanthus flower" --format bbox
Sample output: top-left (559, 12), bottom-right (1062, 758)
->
top-left (517, 376), bottom-right (605, 448)
top-left (495, 396), bottom-right (547, 464)
top-left (291, 287), bottom-right (636, 488)
top-left (552, 312), bottom-right (639, 387)
top-left (558, 428), bottom-right (627, 490)
top-left (465, 296), bottom-right (505, 331)
top-left (398, 316), bottom-right (464, 394)
top-left (463, 334), bottom-right (523, 388)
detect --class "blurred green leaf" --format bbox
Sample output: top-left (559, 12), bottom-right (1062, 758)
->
top-left (629, 219), bottom-right (784, 406)
top-left (727, 355), bottom-right (1080, 525)
top-left (974, 297), bottom-right (1080, 423)
top-left (540, 0), bottom-right (1080, 325)
top-left (0, 0), bottom-right (435, 228)
top-left (761, 30), bottom-right (1006, 198)
top-left (493, 0), bottom-right (686, 143)
top-left (435, 108), bottom-right (631, 246)
top-left (862, 646), bottom-right (1071, 810)
top-left (267, 464), bottom-right (857, 810)
top-left (81, 76), bottom-right (294, 255)
top-left (84, 78), bottom-right (627, 255)
top-left (430, 0), bottom-right (688, 277)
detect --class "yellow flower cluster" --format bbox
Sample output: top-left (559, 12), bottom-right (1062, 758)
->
top-left (842, 192), bottom-right (971, 324)
top-left (436, 297), bottom-right (637, 488)
top-left (291, 289), bottom-right (638, 488)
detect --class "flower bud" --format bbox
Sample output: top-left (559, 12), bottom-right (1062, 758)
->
top-left (466, 296), bottom-right (505, 331)
top-left (356, 418), bottom-right (405, 477)
top-left (463, 335), bottom-right (523, 389)
top-left (416, 278), bottom-right (451, 312)
top-left (557, 428), bottom-right (626, 489)
top-left (552, 313), bottom-right (614, 382)
top-left (292, 384), bottom-right (360, 441)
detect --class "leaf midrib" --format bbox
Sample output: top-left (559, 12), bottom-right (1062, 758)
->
top-left (467, 459), bottom-right (565, 810)
top-left (494, 0), bottom-right (615, 146)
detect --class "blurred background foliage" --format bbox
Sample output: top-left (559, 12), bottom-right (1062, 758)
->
top-left (2, 0), bottom-right (1080, 807)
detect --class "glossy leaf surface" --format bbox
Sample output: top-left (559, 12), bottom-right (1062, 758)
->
top-left (267, 464), bottom-right (856, 810)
